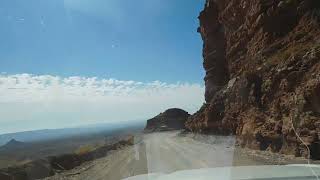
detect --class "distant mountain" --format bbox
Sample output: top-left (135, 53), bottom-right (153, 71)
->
top-left (0, 121), bottom-right (145, 146)
top-left (0, 139), bottom-right (26, 150)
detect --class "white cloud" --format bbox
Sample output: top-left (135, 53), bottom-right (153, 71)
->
top-left (0, 74), bottom-right (204, 134)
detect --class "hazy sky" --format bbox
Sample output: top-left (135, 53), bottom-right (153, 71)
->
top-left (0, 0), bottom-right (205, 134)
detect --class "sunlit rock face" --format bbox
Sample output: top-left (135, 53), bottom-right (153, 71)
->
top-left (186, 0), bottom-right (320, 159)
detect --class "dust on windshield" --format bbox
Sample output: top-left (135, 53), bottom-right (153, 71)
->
top-left (0, 0), bottom-right (319, 180)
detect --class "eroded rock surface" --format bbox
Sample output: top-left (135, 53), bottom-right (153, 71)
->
top-left (186, 0), bottom-right (320, 159)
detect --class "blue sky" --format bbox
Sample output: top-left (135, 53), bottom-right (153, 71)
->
top-left (0, 0), bottom-right (205, 83)
top-left (0, 0), bottom-right (205, 134)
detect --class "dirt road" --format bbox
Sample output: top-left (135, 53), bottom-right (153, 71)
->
top-left (44, 132), bottom-right (250, 180)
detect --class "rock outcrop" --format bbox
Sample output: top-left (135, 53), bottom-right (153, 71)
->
top-left (186, 0), bottom-right (320, 159)
top-left (145, 108), bottom-right (190, 132)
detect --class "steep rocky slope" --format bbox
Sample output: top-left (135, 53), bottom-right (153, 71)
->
top-left (186, 0), bottom-right (320, 159)
top-left (0, 137), bottom-right (134, 180)
top-left (145, 108), bottom-right (190, 132)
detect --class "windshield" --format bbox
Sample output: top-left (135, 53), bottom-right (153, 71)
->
top-left (0, 0), bottom-right (319, 180)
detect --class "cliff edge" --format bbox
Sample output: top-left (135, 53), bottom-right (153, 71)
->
top-left (186, 0), bottom-right (320, 160)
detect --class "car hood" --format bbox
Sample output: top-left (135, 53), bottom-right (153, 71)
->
top-left (123, 164), bottom-right (320, 180)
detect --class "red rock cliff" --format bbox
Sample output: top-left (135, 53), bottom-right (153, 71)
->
top-left (186, 0), bottom-right (320, 159)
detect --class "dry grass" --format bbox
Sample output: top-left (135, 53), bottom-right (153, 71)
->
top-left (266, 42), bottom-right (317, 66)
top-left (74, 145), bottom-right (97, 155)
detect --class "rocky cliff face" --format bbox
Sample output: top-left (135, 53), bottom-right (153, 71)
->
top-left (145, 108), bottom-right (190, 132)
top-left (186, 0), bottom-right (320, 159)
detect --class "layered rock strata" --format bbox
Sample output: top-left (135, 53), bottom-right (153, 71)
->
top-left (186, 0), bottom-right (320, 160)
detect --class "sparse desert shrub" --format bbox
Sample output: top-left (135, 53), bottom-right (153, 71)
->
top-left (285, 0), bottom-right (298, 5)
top-left (267, 42), bottom-right (314, 65)
top-left (75, 145), bottom-right (96, 155)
